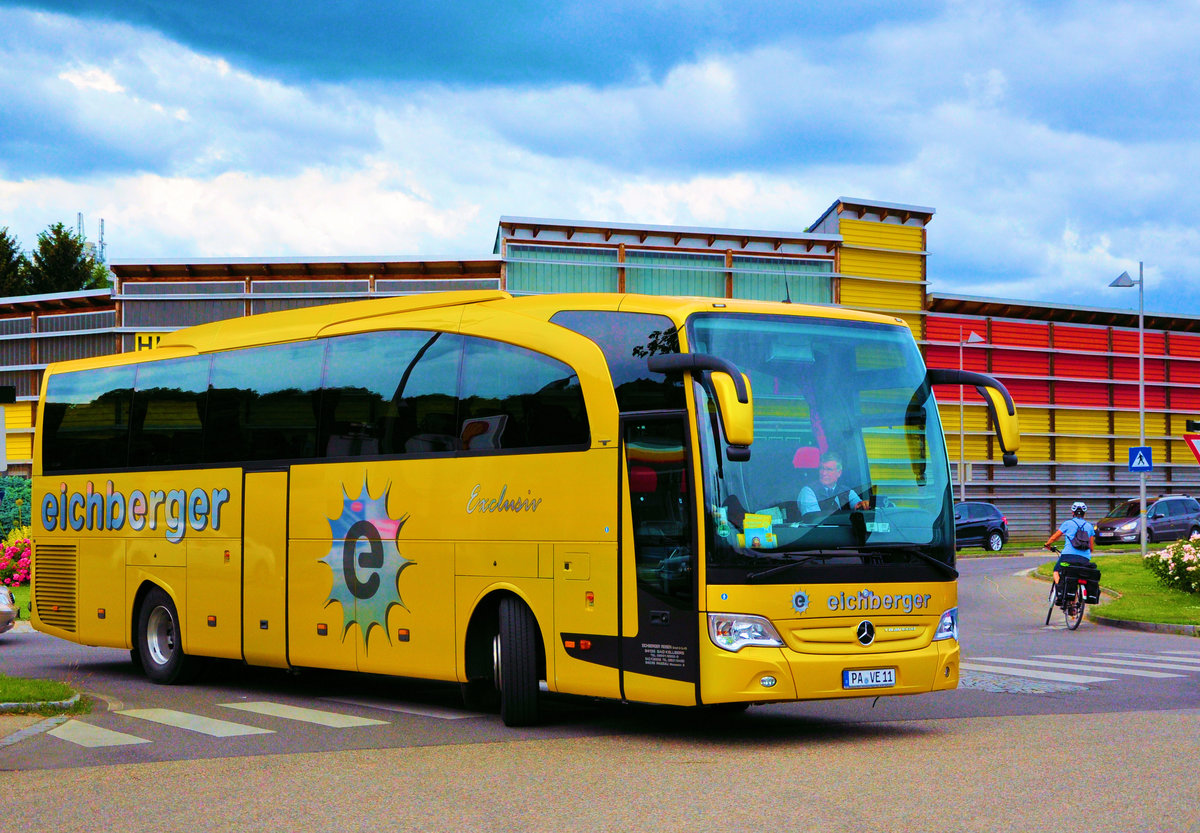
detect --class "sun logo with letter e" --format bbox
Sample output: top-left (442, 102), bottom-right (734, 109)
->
top-left (321, 481), bottom-right (414, 647)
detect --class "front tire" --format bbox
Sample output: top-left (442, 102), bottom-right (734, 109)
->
top-left (136, 587), bottom-right (201, 684)
top-left (496, 597), bottom-right (540, 727)
top-left (1045, 581), bottom-right (1058, 626)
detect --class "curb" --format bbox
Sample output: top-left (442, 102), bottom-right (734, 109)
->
top-left (0, 715), bottom-right (69, 749)
top-left (0, 693), bottom-right (80, 714)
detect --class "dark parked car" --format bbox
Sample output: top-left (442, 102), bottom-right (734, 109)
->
top-left (954, 501), bottom-right (1009, 552)
top-left (1094, 494), bottom-right (1200, 545)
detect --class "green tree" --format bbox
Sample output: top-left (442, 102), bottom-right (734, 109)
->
top-left (26, 222), bottom-right (110, 294)
top-left (0, 475), bottom-right (32, 540)
top-left (0, 227), bottom-right (30, 297)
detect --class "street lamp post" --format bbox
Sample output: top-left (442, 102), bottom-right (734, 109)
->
top-left (959, 327), bottom-right (985, 503)
top-left (1110, 263), bottom-right (1146, 560)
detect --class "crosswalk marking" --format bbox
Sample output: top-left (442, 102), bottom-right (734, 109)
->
top-left (1103, 652), bottom-right (1200, 665)
top-left (960, 662), bottom-right (1112, 684)
top-left (48, 720), bottom-right (149, 748)
top-left (220, 701), bottom-right (387, 727)
top-left (973, 657), bottom-right (1181, 679)
top-left (319, 695), bottom-right (476, 720)
top-left (115, 708), bottom-right (274, 737)
top-left (1037, 654), bottom-right (1200, 672)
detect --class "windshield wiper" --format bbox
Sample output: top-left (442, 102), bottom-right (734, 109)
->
top-left (746, 552), bottom-right (840, 582)
top-left (865, 545), bottom-right (959, 579)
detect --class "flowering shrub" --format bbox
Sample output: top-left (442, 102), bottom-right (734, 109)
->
top-left (0, 536), bottom-right (30, 587)
top-left (1144, 534), bottom-right (1200, 594)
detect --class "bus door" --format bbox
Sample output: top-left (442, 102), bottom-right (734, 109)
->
top-left (621, 415), bottom-right (699, 705)
top-left (242, 469), bottom-right (289, 668)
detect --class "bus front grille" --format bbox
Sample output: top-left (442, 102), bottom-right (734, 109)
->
top-left (33, 543), bottom-right (78, 632)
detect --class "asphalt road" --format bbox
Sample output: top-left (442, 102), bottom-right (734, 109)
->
top-left (3, 554), bottom-right (1199, 830)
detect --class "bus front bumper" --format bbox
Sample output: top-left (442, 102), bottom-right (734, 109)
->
top-left (699, 638), bottom-right (960, 704)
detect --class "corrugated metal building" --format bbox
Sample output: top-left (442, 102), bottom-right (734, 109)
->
top-left (4, 197), bottom-right (1189, 535)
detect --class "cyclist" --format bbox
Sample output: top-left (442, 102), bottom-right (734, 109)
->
top-left (1044, 500), bottom-right (1095, 585)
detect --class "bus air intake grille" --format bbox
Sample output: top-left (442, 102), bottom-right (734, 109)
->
top-left (33, 543), bottom-right (78, 632)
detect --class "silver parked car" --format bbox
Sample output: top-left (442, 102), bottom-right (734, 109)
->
top-left (1094, 495), bottom-right (1200, 545)
top-left (0, 585), bottom-right (16, 635)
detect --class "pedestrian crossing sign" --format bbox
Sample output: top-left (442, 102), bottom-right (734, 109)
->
top-left (1129, 446), bottom-right (1153, 472)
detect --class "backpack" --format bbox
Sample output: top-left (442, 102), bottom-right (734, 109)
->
top-left (1068, 520), bottom-right (1091, 550)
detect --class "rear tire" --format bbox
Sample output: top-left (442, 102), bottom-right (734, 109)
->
top-left (985, 530), bottom-right (1004, 552)
top-left (496, 597), bottom-right (540, 727)
top-left (135, 587), bottom-right (202, 684)
top-left (1065, 587), bottom-right (1085, 630)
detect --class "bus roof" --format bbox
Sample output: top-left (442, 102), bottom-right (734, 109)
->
top-left (45, 291), bottom-right (909, 374)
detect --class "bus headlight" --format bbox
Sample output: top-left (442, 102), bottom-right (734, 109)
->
top-left (708, 613), bottom-right (784, 652)
top-left (932, 607), bottom-right (958, 642)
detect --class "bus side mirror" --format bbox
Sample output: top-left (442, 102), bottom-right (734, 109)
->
top-left (0, 386), bottom-right (14, 404)
top-left (710, 370), bottom-right (753, 457)
top-left (927, 368), bottom-right (1021, 467)
top-left (647, 353), bottom-right (754, 461)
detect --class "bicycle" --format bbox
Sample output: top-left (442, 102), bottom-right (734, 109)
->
top-left (1042, 545), bottom-right (1099, 630)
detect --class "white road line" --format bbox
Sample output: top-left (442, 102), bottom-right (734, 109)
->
top-left (1102, 652), bottom-right (1200, 665)
top-left (974, 657), bottom-right (1180, 679)
top-left (319, 696), bottom-right (476, 720)
top-left (220, 701), bottom-right (387, 728)
top-left (960, 662), bottom-right (1112, 684)
top-left (1037, 654), bottom-right (1200, 672)
top-left (1161, 650), bottom-right (1200, 657)
top-left (116, 708), bottom-right (274, 737)
top-left (47, 720), bottom-right (150, 748)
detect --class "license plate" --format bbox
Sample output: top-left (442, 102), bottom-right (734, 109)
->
top-left (843, 668), bottom-right (896, 689)
top-left (1099, 531), bottom-right (1113, 537)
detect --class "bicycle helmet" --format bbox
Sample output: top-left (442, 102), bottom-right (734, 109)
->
top-left (1071, 500), bottom-right (1088, 516)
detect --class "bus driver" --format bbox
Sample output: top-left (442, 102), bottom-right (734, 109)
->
top-left (798, 450), bottom-right (870, 514)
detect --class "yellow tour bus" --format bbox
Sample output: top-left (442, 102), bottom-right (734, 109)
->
top-left (30, 290), bottom-right (1018, 725)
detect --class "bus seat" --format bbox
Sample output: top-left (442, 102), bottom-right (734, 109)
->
top-left (793, 446), bottom-right (820, 470)
top-left (629, 465), bottom-right (657, 493)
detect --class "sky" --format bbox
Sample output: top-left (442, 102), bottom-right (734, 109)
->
top-left (1, 0), bottom-right (1198, 315)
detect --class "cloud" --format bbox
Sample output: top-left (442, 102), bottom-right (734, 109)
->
top-left (3, 0), bottom-right (1200, 318)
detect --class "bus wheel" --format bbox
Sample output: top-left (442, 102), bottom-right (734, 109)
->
top-left (496, 597), bottom-right (540, 727)
top-left (136, 587), bottom-right (202, 685)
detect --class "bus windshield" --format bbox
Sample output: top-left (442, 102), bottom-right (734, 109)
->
top-left (689, 313), bottom-right (954, 583)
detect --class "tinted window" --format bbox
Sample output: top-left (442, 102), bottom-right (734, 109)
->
top-left (551, 310), bottom-right (684, 412)
top-left (321, 330), bottom-right (461, 456)
top-left (459, 337), bottom-right (589, 450)
top-left (1187, 499), bottom-right (1200, 513)
top-left (42, 365), bottom-right (135, 471)
top-left (206, 341), bottom-right (325, 463)
top-left (130, 355), bottom-right (210, 467)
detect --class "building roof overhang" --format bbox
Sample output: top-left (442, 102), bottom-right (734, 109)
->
top-left (928, 292), bottom-right (1200, 333)
top-left (109, 256), bottom-right (502, 281)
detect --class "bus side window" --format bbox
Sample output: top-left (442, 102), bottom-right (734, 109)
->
top-left (320, 330), bottom-right (462, 457)
top-left (130, 355), bottom-right (210, 467)
top-left (42, 365), bottom-right (136, 472)
top-left (206, 341), bottom-right (324, 464)
top-left (458, 336), bottom-right (588, 452)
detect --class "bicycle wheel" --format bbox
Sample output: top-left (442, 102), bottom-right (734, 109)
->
top-left (1065, 586), bottom-right (1085, 630)
top-left (1045, 581), bottom-right (1058, 626)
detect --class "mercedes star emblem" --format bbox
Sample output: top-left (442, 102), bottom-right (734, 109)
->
top-left (856, 620), bottom-right (876, 646)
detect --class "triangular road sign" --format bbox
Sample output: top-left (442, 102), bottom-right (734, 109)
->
top-left (1184, 434), bottom-right (1200, 465)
